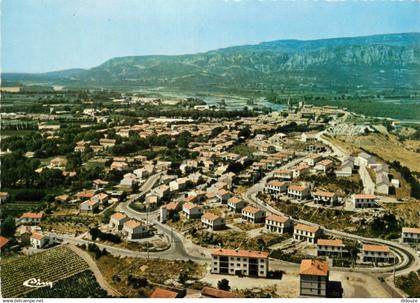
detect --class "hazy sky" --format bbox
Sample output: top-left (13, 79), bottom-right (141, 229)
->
top-left (2, 0), bottom-right (420, 73)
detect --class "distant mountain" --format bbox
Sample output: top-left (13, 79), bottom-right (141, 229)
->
top-left (3, 33), bottom-right (420, 90)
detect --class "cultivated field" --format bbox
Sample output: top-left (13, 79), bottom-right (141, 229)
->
top-left (1, 245), bottom-right (90, 297)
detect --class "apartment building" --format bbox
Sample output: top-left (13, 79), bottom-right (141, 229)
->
top-left (294, 224), bottom-right (321, 244)
top-left (265, 214), bottom-right (292, 234)
top-left (352, 194), bottom-right (378, 208)
top-left (401, 227), bottom-right (420, 243)
top-left (241, 206), bottom-right (266, 223)
top-left (299, 259), bottom-right (329, 297)
top-left (361, 244), bottom-right (393, 263)
top-left (211, 249), bottom-right (269, 277)
top-left (316, 239), bottom-right (345, 257)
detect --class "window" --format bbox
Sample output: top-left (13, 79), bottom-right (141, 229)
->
top-left (260, 271), bottom-right (264, 275)
top-left (214, 262), bottom-right (217, 265)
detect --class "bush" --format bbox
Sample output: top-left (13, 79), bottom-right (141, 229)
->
top-left (217, 278), bottom-right (230, 291)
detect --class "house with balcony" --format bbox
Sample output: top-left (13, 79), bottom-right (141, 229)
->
top-left (265, 214), bottom-right (292, 234)
top-left (361, 244), bottom-right (393, 263)
top-left (294, 224), bottom-right (321, 244)
top-left (316, 239), bottom-right (345, 257)
top-left (352, 194), bottom-right (378, 208)
top-left (312, 191), bottom-right (338, 207)
top-left (227, 196), bottom-right (245, 213)
top-left (211, 249), bottom-right (269, 277)
top-left (287, 185), bottom-right (310, 200)
top-left (401, 227), bottom-right (420, 243)
top-left (241, 206), bottom-right (266, 223)
top-left (201, 213), bottom-right (225, 230)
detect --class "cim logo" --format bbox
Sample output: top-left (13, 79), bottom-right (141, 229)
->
top-left (23, 278), bottom-right (53, 289)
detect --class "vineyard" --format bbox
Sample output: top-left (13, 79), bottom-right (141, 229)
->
top-left (22, 270), bottom-right (108, 298)
top-left (1, 245), bottom-right (90, 297)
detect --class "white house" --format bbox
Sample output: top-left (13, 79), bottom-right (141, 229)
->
top-left (355, 152), bottom-right (375, 167)
top-left (401, 227), bottom-right (420, 243)
top-left (216, 189), bottom-right (232, 204)
top-left (287, 185), bottom-right (310, 200)
top-left (19, 212), bottom-right (43, 224)
top-left (272, 169), bottom-right (293, 180)
top-left (241, 206), bottom-right (266, 223)
top-left (361, 244), bottom-right (393, 263)
top-left (312, 191), bottom-right (338, 207)
top-left (265, 180), bottom-right (288, 196)
top-left (30, 233), bottom-right (52, 249)
top-left (317, 239), bottom-right (345, 257)
top-left (122, 220), bottom-right (149, 240)
top-left (109, 212), bottom-right (129, 230)
top-left (352, 194), bottom-right (377, 208)
top-left (80, 199), bottom-right (100, 213)
top-left (335, 159), bottom-right (353, 177)
top-left (265, 214), bottom-right (292, 234)
top-left (201, 213), bottom-right (225, 230)
top-left (304, 154), bottom-right (322, 166)
top-left (182, 202), bottom-right (204, 219)
top-left (294, 224), bottom-right (321, 244)
top-left (227, 197), bottom-right (245, 213)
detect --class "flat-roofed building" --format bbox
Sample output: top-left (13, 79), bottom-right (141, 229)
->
top-left (402, 227), bottom-right (420, 243)
top-left (211, 248), bottom-right (269, 277)
top-left (299, 259), bottom-right (329, 297)
top-left (265, 214), bottom-right (292, 234)
top-left (361, 244), bottom-right (393, 263)
top-left (312, 191), bottom-right (338, 207)
top-left (294, 224), bottom-right (321, 244)
top-left (317, 239), bottom-right (345, 257)
top-left (241, 206), bottom-right (266, 223)
top-left (352, 194), bottom-right (377, 208)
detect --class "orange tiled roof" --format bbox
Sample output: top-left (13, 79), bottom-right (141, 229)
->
top-left (0, 236), bottom-right (10, 248)
top-left (299, 259), bottom-right (329, 276)
top-left (150, 288), bottom-right (178, 298)
top-left (288, 185), bottom-right (307, 192)
top-left (211, 248), bottom-right (269, 259)
top-left (266, 214), bottom-right (289, 223)
top-left (362, 244), bottom-right (390, 253)
top-left (31, 233), bottom-right (46, 241)
top-left (202, 212), bottom-right (221, 221)
top-left (267, 180), bottom-right (287, 187)
top-left (111, 212), bottom-right (127, 221)
top-left (295, 223), bottom-right (320, 234)
top-left (312, 191), bottom-right (335, 198)
top-left (20, 212), bottom-right (43, 219)
top-left (242, 206), bottom-right (263, 214)
top-left (317, 239), bottom-right (344, 247)
top-left (124, 219), bottom-right (141, 229)
top-left (402, 227), bottom-right (420, 234)
top-left (201, 287), bottom-right (243, 298)
top-left (353, 194), bottom-right (376, 200)
top-left (227, 197), bottom-right (242, 204)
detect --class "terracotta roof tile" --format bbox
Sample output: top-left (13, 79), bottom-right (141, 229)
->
top-left (299, 259), bottom-right (329, 276)
top-left (150, 288), bottom-right (178, 298)
top-left (211, 248), bottom-right (269, 259)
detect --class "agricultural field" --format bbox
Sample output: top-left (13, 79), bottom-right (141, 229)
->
top-left (1, 245), bottom-right (90, 297)
top-left (23, 270), bottom-right (108, 298)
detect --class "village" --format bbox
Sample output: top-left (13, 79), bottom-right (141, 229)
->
top-left (1, 92), bottom-right (419, 298)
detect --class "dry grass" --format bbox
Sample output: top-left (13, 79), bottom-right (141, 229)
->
top-left (382, 200), bottom-right (420, 226)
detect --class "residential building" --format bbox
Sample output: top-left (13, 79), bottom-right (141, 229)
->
top-left (294, 224), bottom-right (321, 244)
top-left (401, 227), bottom-right (420, 243)
top-left (317, 239), bottom-right (345, 257)
top-left (361, 244), bottom-right (393, 263)
top-left (211, 249), bottom-right (269, 277)
top-left (19, 212), bottom-right (43, 224)
top-left (0, 236), bottom-right (10, 252)
top-left (80, 199), bottom-right (100, 213)
top-left (30, 233), bottom-right (51, 249)
top-left (355, 152), bottom-right (375, 167)
top-left (200, 287), bottom-right (243, 298)
top-left (201, 213), bottom-right (225, 230)
top-left (312, 191), bottom-right (338, 207)
top-left (335, 159), bottom-right (353, 177)
top-left (241, 206), bottom-right (266, 223)
top-left (216, 189), bottom-right (232, 204)
top-left (265, 214), bottom-right (292, 234)
top-left (122, 220), bottom-right (149, 240)
top-left (182, 202), bottom-right (204, 219)
top-left (265, 180), bottom-right (288, 196)
top-left (227, 197), bottom-right (245, 213)
top-left (272, 169), bottom-right (293, 180)
top-left (109, 212), bottom-right (129, 231)
top-left (352, 194), bottom-right (377, 208)
top-left (299, 259), bottom-right (329, 297)
top-left (287, 185), bottom-right (310, 200)
top-left (0, 192), bottom-right (10, 202)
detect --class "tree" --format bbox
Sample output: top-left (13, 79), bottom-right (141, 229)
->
top-left (1, 216), bottom-right (16, 237)
top-left (217, 278), bottom-right (231, 291)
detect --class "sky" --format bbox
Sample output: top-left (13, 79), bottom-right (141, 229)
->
top-left (2, 0), bottom-right (420, 73)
